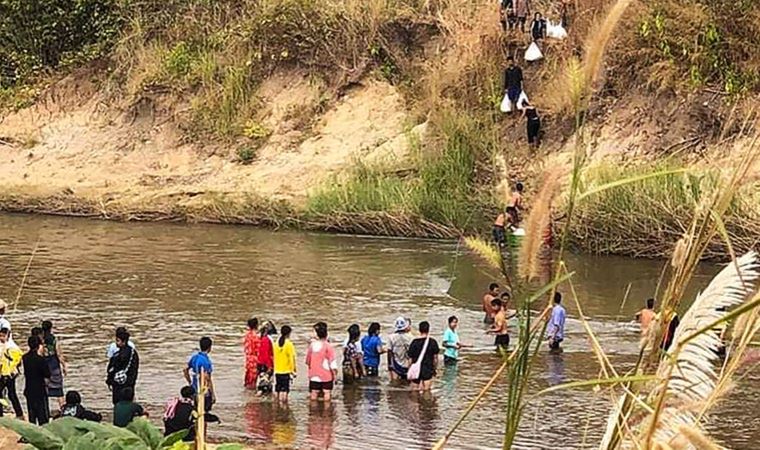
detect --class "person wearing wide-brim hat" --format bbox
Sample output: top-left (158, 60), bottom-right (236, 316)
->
top-left (387, 317), bottom-right (412, 381)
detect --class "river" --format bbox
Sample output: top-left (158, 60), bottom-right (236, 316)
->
top-left (0, 214), bottom-right (757, 449)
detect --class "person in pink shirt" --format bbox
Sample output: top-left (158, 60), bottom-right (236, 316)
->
top-left (305, 322), bottom-right (338, 402)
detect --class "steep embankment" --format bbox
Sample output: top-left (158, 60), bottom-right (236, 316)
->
top-left (1, 0), bottom-right (759, 254)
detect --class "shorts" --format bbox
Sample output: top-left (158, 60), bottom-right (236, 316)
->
top-left (549, 337), bottom-right (563, 350)
top-left (390, 360), bottom-right (408, 379)
top-left (309, 380), bottom-right (334, 392)
top-left (275, 374), bottom-right (291, 393)
top-left (495, 334), bottom-right (510, 349)
top-left (483, 314), bottom-right (495, 325)
top-left (411, 371), bottom-right (435, 382)
top-left (365, 366), bottom-right (379, 377)
top-left (443, 355), bottom-right (458, 365)
top-left (507, 86), bottom-right (521, 103)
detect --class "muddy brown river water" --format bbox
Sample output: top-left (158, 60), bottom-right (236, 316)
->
top-left (0, 214), bottom-right (757, 449)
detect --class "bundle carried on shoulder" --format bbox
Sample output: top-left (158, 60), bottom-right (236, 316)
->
top-left (524, 42), bottom-right (543, 62)
top-left (547, 20), bottom-right (568, 39)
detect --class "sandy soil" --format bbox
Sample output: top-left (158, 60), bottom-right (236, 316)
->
top-left (0, 71), bottom-right (423, 215)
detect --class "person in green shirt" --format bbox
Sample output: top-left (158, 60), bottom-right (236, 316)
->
top-left (442, 316), bottom-right (470, 365)
top-left (113, 386), bottom-right (148, 427)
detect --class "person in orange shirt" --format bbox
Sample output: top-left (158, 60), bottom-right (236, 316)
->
top-left (635, 298), bottom-right (656, 336)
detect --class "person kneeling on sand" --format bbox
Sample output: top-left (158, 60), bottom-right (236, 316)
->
top-left (164, 386), bottom-right (196, 442)
top-left (58, 390), bottom-right (102, 422)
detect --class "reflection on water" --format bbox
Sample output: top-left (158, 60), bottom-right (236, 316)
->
top-left (0, 213), bottom-right (757, 449)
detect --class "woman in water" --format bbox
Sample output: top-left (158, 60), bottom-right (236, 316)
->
top-left (41, 320), bottom-right (66, 409)
top-left (342, 324), bottom-right (364, 384)
top-left (360, 322), bottom-right (385, 377)
top-left (273, 325), bottom-right (296, 402)
top-left (243, 318), bottom-right (260, 389)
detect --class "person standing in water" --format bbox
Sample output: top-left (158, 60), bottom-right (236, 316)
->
top-left (635, 298), bottom-right (656, 336)
top-left (305, 322), bottom-right (338, 402)
top-left (388, 317), bottom-right (412, 381)
top-left (523, 101), bottom-right (541, 148)
top-left (361, 322), bottom-right (385, 377)
top-left (0, 327), bottom-right (23, 418)
top-left (184, 337), bottom-right (215, 412)
top-left (41, 320), bottom-right (66, 410)
top-left (243, 318), bottom-right (261, 389)
top-left (257, 322), bottom-right (276, 395)
top-left (23, 335), bottom-right (51, 425)
top-left (547, 292), bottom-right (566, 351)
top-left (442, 316), bottom-right (469, 365)
top-left (488, 299), bottom-right (510, 350)
top-left (273, 325), bottom-right (297, 402)
top-left (482, 283), bottom-right (500, 325)
top-left (407, 321), bottom-right (440, 392)
top-left (342, 324), bottom-right (364, 384)
top-left (106, 328), bottom-right (139, 405)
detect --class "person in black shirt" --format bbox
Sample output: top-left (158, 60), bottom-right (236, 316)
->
top-left (57, 390), bottom-right (102, 422)
top-left (106, 328), bottom-right (140, 405)
top-left (22, 335), bottom-right (51, 425)
top-left (407, 321), bottom-right (440, 392)
top-left (499, 0), bottom-right (516, 31)
top-left (523, 101), bottom-right (541, 147)
top-left (503, 57), bottom-right (524, 114)
top-left (531, 12), bottom-right (547, 41)
top-left (164, 386), bottom-right (196, 442)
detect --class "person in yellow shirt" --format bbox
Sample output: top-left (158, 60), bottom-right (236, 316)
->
top-left (0, 327), bottom-right (24, 417)
top-left (273, 326), bottom-right (296, 403)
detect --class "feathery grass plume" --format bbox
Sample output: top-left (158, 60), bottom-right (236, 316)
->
top-left (582, 0), bottom-right (635, 92)
top-left (464, 236), bottom-right (502, 272)
top-left (676, 424), bottom-right (722, 450)
top-left (518, 167), bottom-right (564, 281)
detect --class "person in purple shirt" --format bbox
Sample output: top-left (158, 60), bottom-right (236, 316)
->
top-left (547, 292), bottom-right (566, 351)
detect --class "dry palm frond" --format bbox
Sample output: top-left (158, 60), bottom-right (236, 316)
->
top-left (518, 168), bottom-right (564, 281)
top-left (464, 236), bottom-right (501, 271)
top-left (637, 252), bottom-right (760, 447)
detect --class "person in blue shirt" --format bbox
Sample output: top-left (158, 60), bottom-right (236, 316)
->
top-left (547, 292), bottom-right (567, 352)
top-left (442, 316), bottom-right (470, 365)
top-left (183, 337), bottom-right (215, 411)
top-left (360, 323), bottom-right (385, 376)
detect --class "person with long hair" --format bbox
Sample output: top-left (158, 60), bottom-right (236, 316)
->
top-left (41, 320), bottom-right (66, 409)
top-left (342, 324), bottom-right (364, 384)
top-left (273, 325), bottom-right (296, 402)
top-left (243, 318), bottom-right (260, 389)
top-left (360, 322), bottom-right (385, 377)
top-left (256, 322), bottom-right (277, 395)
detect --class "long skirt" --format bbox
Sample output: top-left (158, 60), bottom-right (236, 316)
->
top-left (46, 356), bottom-right (64, 398)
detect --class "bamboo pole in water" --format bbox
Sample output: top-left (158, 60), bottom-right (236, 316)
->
top-left (196, 368), bottom-right (207, 450)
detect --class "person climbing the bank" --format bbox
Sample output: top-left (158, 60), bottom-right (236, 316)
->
top-left (305, 322), bottom-right (338, 402)
top-left (482, 283), bottom-right (500, 324)
top-left (0, 327), bottom-right (23, 418)
top-left (523, 100), bottom-right (541, 148)
top-left (274, 325), bottom-right (297, 402)
top-left (106, 327), bottom-right (139, 405)
top-left (531, 12), bottom-right (547, 41)
top-left (41, 320), bottom-right (66, 410)
top-left (635, 298), bottom-right (656, 337)
top-left (163, 386), bottom-right (196, 441)
top-left (243, 317), bottom-right (260, 389)
top-left (493, 208), bottom-right (508, 247)
top-left (488, 298), bottom-right (510, 351)
top-left (407, 321), bottom-right (440, 392)
top-left (513, 0), bottom-right (531, 33)
top-left (23, 335), bottom-right (51, 425)
top-left (58, 390), bottom-right (102, 422)
top-left (499, 0), bottom-right (516, 31)
top-left (547, 292), bottom-right (566, 352)
top-left (502, 56), bottom-right (524, 114)
top-left (361, 322), bottom-right (385, 377)
top-left (342, 324), bottom-right (364, 384)
top-left (388, 317), bottom-right (412, 381)
top-left (184, 336), bottom-right (215, 412)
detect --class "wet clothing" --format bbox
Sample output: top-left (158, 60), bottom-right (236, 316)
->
top-left (23, 351), bottom-right (51, 425)
top-left (107, 345), bottom-right (139, 405)
top-left (305, 340), bottom-right (337, 383)
top-left (549, 337), bottom-right (563, 350)
top-left (495, 334), bottom-right (510, 349)
top-left (60, 403), bottom-right (102, 422)
top-left (407, 337), bottom-right (440, 382)
top-left (526, 107), bottom-right (541, 144)
top-left (259, 336), bottom-right (274, 373)
top-left (163, 397), bottom-right (195, 441)
top-left (342, 339), bottom-right (363, 384)
top-left (549, 304), bottom-right (567, 341)
top-left (113, 400), bottom-right (144, 427)
top-left (274, 339), bottom-right (296, 375)
top-left (442, 328), bottom-right (460, 360)
top-left (275, 374), bottom-right (291, 393)
top-left (243, 330), bottom-right (260, 388)
top-left (309, 380), bottom-right (334, 392)
top-left (360, 335), bottom-right (383, 370)
top-left (531, 18), bottom-right (546, 40)
top-left (388, 332), bottom-right (412, 378)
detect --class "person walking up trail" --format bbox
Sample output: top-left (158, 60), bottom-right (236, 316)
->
top-left (305, 322), bottom-right (338, 402)
top-left (361, 322), bottom-right (385, 377)
top-left (548, 292), bottom-right (566, 352)
top-left (23, 335), bottom-right (51, 425)
top-left (635, 298), bottom-right (656, 336)
top-left (407, 321), bottom-right (440, 392)
top-left (523, 101), bottom-right (541, 148)
top-left (503, 56), bottom-right (524, 114)
top-left (388, 317), bottom-right (412, 381)
top-left (185, 337), bottom-right (215, 412)
top-left (531, 12), bottom-right (547, 41)
top-left (41, 320), bottom-right (66, 409)
top-left (514, 0), bottom-right (531, 33)
top-left (274, 325), bottom-right (296, 402)
top-left (499, 0), bottom-right (516, 31)
top-left (0, 327), bottom-right (23, 418)
top-left (106, 328), bottom-right (139, 405)
top-left (243, 318), bottom-right (261, 389)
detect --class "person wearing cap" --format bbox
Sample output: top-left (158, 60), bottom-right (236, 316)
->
top-left (0, 327), bottom-right (23, 418)
top-left (387, 317), bottom-right (413, 381)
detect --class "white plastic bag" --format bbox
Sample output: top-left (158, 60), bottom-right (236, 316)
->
top-left (500, 93), bottom-right (513, 113)
top-left (547, 20), bottom-right (568, 39)
top-left (407, 337), bottom-right (430, 381)
top-left (524, 42), bottom-right (544, 62)
top-left (516, 91), bottom-right (530, 110)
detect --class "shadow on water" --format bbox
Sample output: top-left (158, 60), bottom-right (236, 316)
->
top-left (0, 213), bottom-right (756, 449)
